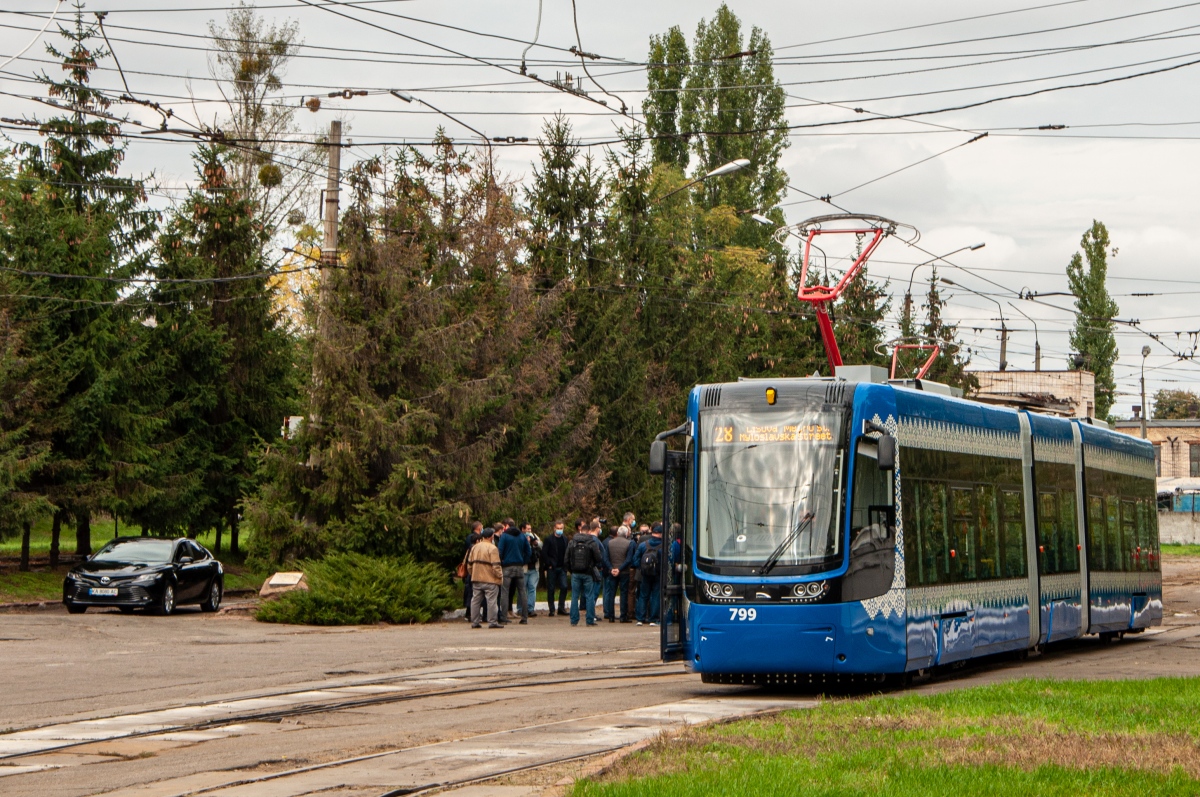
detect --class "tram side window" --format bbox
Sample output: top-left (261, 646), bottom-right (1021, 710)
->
top-left (1087, 495), bottom-right (1107, 571)
top-left (844, 440), bottom-right (896, 601)
top-left (951, 487), bottom-right (976, 580)
top-left (976, 485), bottom-right (1001, 579)
top-left (1105, 495), bottom-right (1122, 572)
top-left (1002, 490), bottom-right (1027, 578)
top-left (1038, 491), bottom-right (1060, 574)
top-left (1059, 490), bottom-right (1079, 572)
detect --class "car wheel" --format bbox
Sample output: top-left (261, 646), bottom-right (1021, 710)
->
top-left (155, 584), bottom-right (176, 616)
top-left (66, 603), bottom-right (87, 614)
top-left (200, 580), bottom-right (222, 613)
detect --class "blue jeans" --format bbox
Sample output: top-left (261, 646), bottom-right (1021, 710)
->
top-left (524, 568), bottom-right (539, 614)
top-left (603, 571), bottom-right (631, 621)
top-left (636, 578), bottom-right (660, 623)
top-left (570, 573), bottom-right (598, 625)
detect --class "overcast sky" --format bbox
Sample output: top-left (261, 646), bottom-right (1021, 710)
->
top-left (4, 0), bottom-right (1200, 417)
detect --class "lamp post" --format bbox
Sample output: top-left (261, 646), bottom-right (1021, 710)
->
top-left (1006, 301), bottom-right (1041, 372)
top-left (903, 243), bottom-right (985, 333)
top-left (1141, 345), bottom-right (1152, 439)
top-left (941, 276), bottom-right (1007, 371)
top-left (654, 158), bottom-right (751, 204)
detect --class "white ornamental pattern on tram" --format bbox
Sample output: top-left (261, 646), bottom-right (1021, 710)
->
top-left (861, 414), bottom-right (906, 621)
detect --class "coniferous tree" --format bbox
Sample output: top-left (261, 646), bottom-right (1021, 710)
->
top-left (245, 139), bottom-right (603, 565)
top-left (1066, 220), bottom-right (1119, 420)
top-left (918, 268), bottom-right (976, 392)
top-left (5, 9), bottom-right (159, 554)
top-left (137, 144), bottom-right (296, 553)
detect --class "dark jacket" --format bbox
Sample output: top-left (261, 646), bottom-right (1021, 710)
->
top-left (565, 533), bottom-right (606, 574)
top-left (605, 536), bottom-right (637, 573)
top-left (542, 532), bottom-right (568, 569)
top-left (633, 536), bottom-right (663, 581)
top-left (496, 526), bottom-right (532, 567)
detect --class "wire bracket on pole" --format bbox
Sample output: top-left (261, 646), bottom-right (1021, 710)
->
top-left (774, 214), bottom-right (918, 373)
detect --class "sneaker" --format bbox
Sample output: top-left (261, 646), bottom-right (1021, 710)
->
top-left (570, 622), bottom-right (578, 626)
top-left (620, 619), bottom-right (632, 624)
top-left (649, 622), bottom-right (659, 626)
top-left (488, 623), bottom-right (503, 628)
top-left (586, 622), bottom-right (598, 626)
top-left (636, 621), bottom-right (644, 626)
top-left (471, 623), bottom-right (482, 629)
top-left (519, 619), bottom-right (528, 625)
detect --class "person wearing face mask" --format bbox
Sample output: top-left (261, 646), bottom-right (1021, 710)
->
top-left (540, 519), bottom-right (570, 616)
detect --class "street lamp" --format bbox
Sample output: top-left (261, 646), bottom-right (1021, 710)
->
top-left (1141, 345), bottom-right (1152, 439)
top-left (902, 243), bottom-right (985, 332)
top-left (654, 158), bottom-right (751, 204)
top-left (1007, 301), bottom-right (1041, 372)
top-left (941, 276), bottom-right (1008, 371)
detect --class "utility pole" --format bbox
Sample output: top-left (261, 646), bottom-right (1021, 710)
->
top-left (1141, 345), bottom-right (1151, 439)
top-left (322, 120), bottom-right (342, 266)
top-left (999, 322), bottom-right (1008, 371)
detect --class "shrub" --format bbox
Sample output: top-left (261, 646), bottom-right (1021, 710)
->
top-left (255, 552), bottom-right (458, 625)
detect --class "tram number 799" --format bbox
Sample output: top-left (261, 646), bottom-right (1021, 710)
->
top-left (728, 608), bottom-right (757, 621)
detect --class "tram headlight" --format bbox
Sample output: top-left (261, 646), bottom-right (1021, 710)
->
top-left (705, 581), bottom-right (723, 598)
top-left (721, 584), bottom-right (735, 597)
top-left (806, 581), bottom-right (823, 597)
top-left (792, 583), bottom-right (806, 597)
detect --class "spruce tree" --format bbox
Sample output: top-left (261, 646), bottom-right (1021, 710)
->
top-left (6, 8), bottom-right (159, 554)
top-left (136, 144), bottom-right (296, 553)
top-left (918, 268), bottom-right (976, 391)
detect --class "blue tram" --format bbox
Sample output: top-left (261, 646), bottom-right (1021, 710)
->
top-left (648, 375), bottom-right (1162, 682)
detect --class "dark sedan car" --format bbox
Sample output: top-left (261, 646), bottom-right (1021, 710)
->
top-left (63, 537), bottom-right (223, 615)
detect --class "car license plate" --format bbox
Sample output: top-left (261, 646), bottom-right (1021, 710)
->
top-left (89, 588), bottom-right (118, 597)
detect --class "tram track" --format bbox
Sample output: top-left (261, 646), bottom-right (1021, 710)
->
top-left (0, 650), bottom-right (684, 763)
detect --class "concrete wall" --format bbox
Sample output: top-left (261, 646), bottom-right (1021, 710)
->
top-left (1159, 511), bottom-right (1200, 545)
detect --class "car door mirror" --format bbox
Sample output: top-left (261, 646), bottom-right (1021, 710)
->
top-left (648, 440), bottom-right (667, 475)
top-left (178, 556), bottom-right (194, 565)
top-left (877, 434), bottom-right (896, 471)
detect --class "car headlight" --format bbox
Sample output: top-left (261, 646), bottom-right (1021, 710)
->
top-left (66, 572), bottom-right (82, 582)
top-left (132, 573), bottom-right (163, 584)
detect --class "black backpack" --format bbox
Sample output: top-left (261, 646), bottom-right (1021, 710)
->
top-left (568, 537), bottom-right (592, 572)
top-left (640, 544), bottom-right (660, 580)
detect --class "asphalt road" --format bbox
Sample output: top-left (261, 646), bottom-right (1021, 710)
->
top-left (2, 557), bottom-right (1198, 797)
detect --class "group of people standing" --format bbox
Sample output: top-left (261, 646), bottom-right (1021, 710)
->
top-left (460, 513), bottom-right (664, 629)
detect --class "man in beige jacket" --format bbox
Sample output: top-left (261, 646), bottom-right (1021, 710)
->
top-left (467, 526), bottom-right (504, 629)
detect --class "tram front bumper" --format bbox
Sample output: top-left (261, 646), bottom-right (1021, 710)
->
top-left (693, 622), bottom-right (838, 674)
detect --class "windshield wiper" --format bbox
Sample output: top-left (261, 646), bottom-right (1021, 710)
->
top-left (760, 511), bottom-right (814, 576)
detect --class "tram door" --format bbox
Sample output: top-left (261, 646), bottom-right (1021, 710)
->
top-left (661, 443), bottom-right (691, 663)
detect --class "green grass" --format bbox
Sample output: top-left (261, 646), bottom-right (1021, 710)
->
top-left (0, 516), bottom-right (253, 559)
top-left (0, 571), bottom-right (66, 603)
top-left (578, 678), bottom-right (1200, 797)
top-left (1161, 543), bottom-right (1200, 557)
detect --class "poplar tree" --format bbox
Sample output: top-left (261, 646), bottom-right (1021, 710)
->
top-left (1066, 220), bottom-right (1119, 420)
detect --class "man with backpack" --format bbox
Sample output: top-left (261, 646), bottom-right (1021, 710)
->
top-left (565, 521), bottom-right (606, 626)
top-left (496, 518), bottom-right (532, 625)
top-left (634, 523), bottom-right (664, 626)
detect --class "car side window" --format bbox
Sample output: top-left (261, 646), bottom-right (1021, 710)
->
top-left (191, 542), bottom-right (209, 560)
top-left (173, 544), bottom-right (187, 563)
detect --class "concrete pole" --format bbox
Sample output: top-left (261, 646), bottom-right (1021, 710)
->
top-left (999, 323), bottom-right (1008, 371)
top-left (322, 120), bottom-right (342, 266)
top-left (1141, 347), bottom-right (1150, 439)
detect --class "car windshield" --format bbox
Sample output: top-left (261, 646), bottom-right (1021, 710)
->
top-left (91, 539), bottom-right (174, 564)
top-left (699, 409), bottom-right (845, 571)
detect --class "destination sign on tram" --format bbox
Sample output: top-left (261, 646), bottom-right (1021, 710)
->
top-left (711, 423), bottom-right (834, 444)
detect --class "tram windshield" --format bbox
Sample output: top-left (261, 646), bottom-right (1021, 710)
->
top-left (698, 410), bottom-right (845, 572)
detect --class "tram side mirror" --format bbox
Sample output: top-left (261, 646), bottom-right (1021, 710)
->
top-left (878, 434), bottom-right (896, 471)
top-left (648, 440), bottom-right (667, 475)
